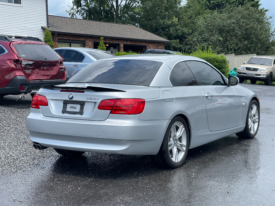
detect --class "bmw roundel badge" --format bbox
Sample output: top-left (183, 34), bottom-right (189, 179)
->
top-left (68, 94), bottom-right (73, 100)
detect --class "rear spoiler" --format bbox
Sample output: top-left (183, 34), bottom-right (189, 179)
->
top-left (42, 84), bottom-right (125, 92)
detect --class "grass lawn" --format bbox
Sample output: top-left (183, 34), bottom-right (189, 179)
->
top-left (245, 80), bottom-right (275, 86)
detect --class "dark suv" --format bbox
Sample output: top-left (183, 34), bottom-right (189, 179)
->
top-left (0, 36), bottom-right (66, 100)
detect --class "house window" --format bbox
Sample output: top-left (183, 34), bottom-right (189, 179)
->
top-left (0, 0), bottom-right (21, 4)
top-left (58, 41), bottom-right (84, 48)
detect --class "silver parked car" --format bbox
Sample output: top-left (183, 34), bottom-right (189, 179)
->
top-left (27, 55), bottom-right (260, 168)
top-left (54, 47), bottom-right (114, 78)
top-left (237, 56), bottom-right (275, 85)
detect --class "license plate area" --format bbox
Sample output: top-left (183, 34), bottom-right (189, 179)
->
top-left (62, 100), bottom-right (85, 115)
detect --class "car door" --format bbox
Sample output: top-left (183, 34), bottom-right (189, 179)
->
top-left (62, 50), bottom-right (86, 78)
top-left (169, 62), bottom-right (209, 131)
top-left (186, 61), bottom-right (243, 132)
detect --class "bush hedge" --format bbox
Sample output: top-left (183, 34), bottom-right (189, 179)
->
top-left (115, 51), bottom-right (138, 56)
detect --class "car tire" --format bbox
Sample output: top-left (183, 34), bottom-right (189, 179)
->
top-left (264, 74), bottom-right (272, 85)
top-left (153, 116), bottom-right (190, 169)
top-left (54, 148), bottom-right (85, 157)
top-left (250, 79), bottom-right (257, 84)
top-left (236, 100), bottom-right (260, 139)
top-left (239, 77), bottom-right (245, 83)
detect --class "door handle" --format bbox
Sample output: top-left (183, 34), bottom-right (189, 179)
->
top-left (73, 65), bottom-right (79, 68)
top-left (205, 93), bottom-right (213, 98)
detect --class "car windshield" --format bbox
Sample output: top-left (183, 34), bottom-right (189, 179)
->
top-left (86, 51), bottom-right (114, 60)
top-left (14, 44), bottom-right (61, 61)
top-left (247, 57), bottom-right (273, 66)
top-left (68, 59), bottom-right (162, 86)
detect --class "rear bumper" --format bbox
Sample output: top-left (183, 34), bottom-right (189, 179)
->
top-left (0, 76), bottom-right (66, 95)
top-left (27, 111), bottom-right (168, 155)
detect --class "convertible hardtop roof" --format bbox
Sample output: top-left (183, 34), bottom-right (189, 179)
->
top-left (110, 54), bottom-right (203, 63)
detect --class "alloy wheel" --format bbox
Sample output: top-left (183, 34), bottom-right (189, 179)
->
top-left (248, 104), bottom-right (259, 134)
top-left (168, 121), bottom-right (187, 162)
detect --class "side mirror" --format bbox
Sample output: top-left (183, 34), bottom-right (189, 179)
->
top-left (243, 61), bottom-right (247, 64)
top-left (228, 76), bottom-right (239, 86)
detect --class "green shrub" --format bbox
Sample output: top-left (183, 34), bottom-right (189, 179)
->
top-left (44, 29), bottom-right (54, 49)
top-left (98, 37), bottom-right (106, 51)
top-left (181, 45), bottom-right (229, 76)
top-left (115, 51), bottom-right (138, 56)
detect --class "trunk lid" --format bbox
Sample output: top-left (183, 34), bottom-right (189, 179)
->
top-left (38, 83), bottom-right (160, 121)
top-left (22, 59), bottom-right (65, 81)
top-left (11, 42), bottom-right (65, 81)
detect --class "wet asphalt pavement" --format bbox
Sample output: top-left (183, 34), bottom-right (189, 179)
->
top-left (0, 84), bottom-right (275, 206)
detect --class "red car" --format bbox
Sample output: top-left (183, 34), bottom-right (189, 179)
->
top-left (0, 36), bottom-right (66, 100)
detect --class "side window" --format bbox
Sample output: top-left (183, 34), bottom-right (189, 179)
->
top-left (77, 53), bottom-right (85, 62)
top-left (63, 50), bottom-right (81, 62)
top-left (0, 46), bottom-right (6, 55)
top-left (55, 49), bottom-right (64, 56)
top-left (170, 62), bottom-right (198, 86)
top-left (185, 61), bottom-right (225, 86)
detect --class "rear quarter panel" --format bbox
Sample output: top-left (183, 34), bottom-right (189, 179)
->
top-left (0, 41), bottom-right (24, 88)
top-left (138, 86), bottom-right (208, 130)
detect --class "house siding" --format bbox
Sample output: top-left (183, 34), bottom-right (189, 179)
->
top-left (53, 34), bottom-right (165, 51)
top-left (0, 0), bottom-right (47, 39)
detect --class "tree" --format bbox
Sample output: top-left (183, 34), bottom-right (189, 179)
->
top-left (67, 0), bottom-right (140, 24)
top-left (138, 0), bottom-right (184, 51)
top-left (44, 29), bottom-right (54, 48)
top-left (188, 0), bottom-right (261, 10)
top-left (189, 5), bottom-right (274, 55)
top-left (97, 37), bottom-right (106, 50)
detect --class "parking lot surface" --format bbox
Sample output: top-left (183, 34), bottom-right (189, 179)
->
top-left (0, 84), bottom-right (274, 206)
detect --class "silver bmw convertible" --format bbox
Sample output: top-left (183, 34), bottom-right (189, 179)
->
top-left (27, 55), bottom-right (260, 168)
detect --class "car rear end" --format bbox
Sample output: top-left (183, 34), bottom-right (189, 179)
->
top-left (0, 39), bottom-right (66, 95)
top-left (27, 59), bottom-right (169, 155)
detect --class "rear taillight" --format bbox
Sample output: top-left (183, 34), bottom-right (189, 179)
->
top-left (98, 99), bottom-right (117, 110)
top-left (6, 59), bottom-right (20, 68)
top-left (31, 94), bottom-right (48, 109)
top-left (98, 99), bottom-right (145, 115)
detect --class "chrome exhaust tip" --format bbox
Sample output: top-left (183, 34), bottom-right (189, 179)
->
top-left (33, 142), bottom-right (47, 150)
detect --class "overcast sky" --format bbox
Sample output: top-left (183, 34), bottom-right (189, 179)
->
top-left (48, 0), bottom-right (275, 26)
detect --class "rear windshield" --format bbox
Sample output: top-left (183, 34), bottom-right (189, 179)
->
top-left (14, 44), bottom-right (61, 61)
top-left (68, 59), bottom-right (162, 86)
top-left (86, 51), bottom-right (114, 60)
top-left (247, 57), bottom-right (273, 66)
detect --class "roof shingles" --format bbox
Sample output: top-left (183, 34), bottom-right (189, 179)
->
top-left (45, 15), bottom-right (169, 43)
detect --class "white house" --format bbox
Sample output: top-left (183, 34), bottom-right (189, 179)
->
top-left (0, 0), bottom-right (48, 40)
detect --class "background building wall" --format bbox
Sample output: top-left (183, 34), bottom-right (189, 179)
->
top-left (0, 0), bottom-right (47, 39)
top-left (52, 34), bottom-right (165, 52)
